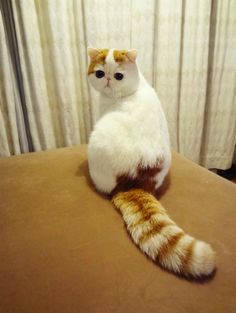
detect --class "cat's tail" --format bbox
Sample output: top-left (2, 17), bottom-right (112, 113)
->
top-left (112, 189), bottom-right (216, 278)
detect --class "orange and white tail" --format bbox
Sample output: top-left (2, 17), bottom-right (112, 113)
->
top-left (112, 189), bottom-right (216, 278)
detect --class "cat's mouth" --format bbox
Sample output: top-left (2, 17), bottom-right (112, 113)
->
top-left (104, 83), bottom-right (112, 89)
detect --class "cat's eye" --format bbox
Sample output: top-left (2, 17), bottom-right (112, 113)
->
top-left (114, 73), bottom-right (124, 81)
top-left (95, 70), bottom-right (105, 78)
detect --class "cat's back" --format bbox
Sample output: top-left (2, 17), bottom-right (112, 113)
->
top-left (91, 77), bottom-right (169, 151)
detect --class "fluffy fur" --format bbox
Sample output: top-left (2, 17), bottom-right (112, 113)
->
top-left (87, 48), bottom-right (215, 278)
top-left (112, 189), bottom-right (215, 277)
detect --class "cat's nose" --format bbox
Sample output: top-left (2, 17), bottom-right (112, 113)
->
top-left (106, 76), bottom-right (111, 87)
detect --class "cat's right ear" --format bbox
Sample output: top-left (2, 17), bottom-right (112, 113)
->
top-left (126, 50), bottom-right (138, 62)
top-left (87, 47), bottom-right (100, 60)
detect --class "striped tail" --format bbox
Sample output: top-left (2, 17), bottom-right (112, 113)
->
top-left (112, 189), bottom-right (216, 278)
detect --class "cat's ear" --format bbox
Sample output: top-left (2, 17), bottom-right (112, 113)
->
top-left (87, 47), bottom-right (100, 60)
top-left (126, 49), bottom-right (138, 62)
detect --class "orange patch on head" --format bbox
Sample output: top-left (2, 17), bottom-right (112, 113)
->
top-left (88, 49), bottom-right (109, 75)
top-left (113, 50), bottom-right (129, 63)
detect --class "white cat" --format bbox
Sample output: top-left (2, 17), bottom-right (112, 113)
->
top-left (87, 48), bottom-right (215, 278)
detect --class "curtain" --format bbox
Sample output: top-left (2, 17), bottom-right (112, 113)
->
top-left (0, 2), bottom-right (30, 156)
top-left (11, 0), bottom-right (92, 151)
top-left (0, 0), bottom-right (236, 169)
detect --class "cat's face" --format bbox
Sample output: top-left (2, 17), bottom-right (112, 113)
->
top-left (87, 48), bottom-right (140, 98)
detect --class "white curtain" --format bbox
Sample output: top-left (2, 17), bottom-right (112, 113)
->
top-left (0, 0), bottom-right (236, 169)
top-left (11, 0), bottom-right (92, 151)
top-left (0, 7), bottom-right (28, 156)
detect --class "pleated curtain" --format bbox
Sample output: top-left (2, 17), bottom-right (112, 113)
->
top-left (0, 0), bottom-right (235, 169)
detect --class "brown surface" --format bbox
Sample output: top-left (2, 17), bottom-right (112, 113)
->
top-left (0, 145), bottom-right (236, 313)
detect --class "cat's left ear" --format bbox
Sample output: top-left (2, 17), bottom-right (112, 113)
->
top-left (126, 49), bottom-right (138, 62)
top-left (87, 47), bottom-right (100, 60)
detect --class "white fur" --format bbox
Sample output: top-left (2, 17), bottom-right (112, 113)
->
top-left (188, 241), bottom-right (216, 276)
top-left (88, 49), bottom-right (171, 194)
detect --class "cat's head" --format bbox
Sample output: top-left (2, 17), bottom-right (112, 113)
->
top-left (87, 48), bottom-right (140, 98)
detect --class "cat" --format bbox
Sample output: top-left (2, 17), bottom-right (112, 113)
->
top-left (87, 47), bottom-right (216, 278)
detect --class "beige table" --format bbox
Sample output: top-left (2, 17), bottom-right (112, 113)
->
top-left (0, 145), bottom-right (236, 313)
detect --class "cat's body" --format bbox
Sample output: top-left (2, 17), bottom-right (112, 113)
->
top-left (89, 72), bottom-right (171, 194)
top-left (87, 48), bottom-right (215, 278)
